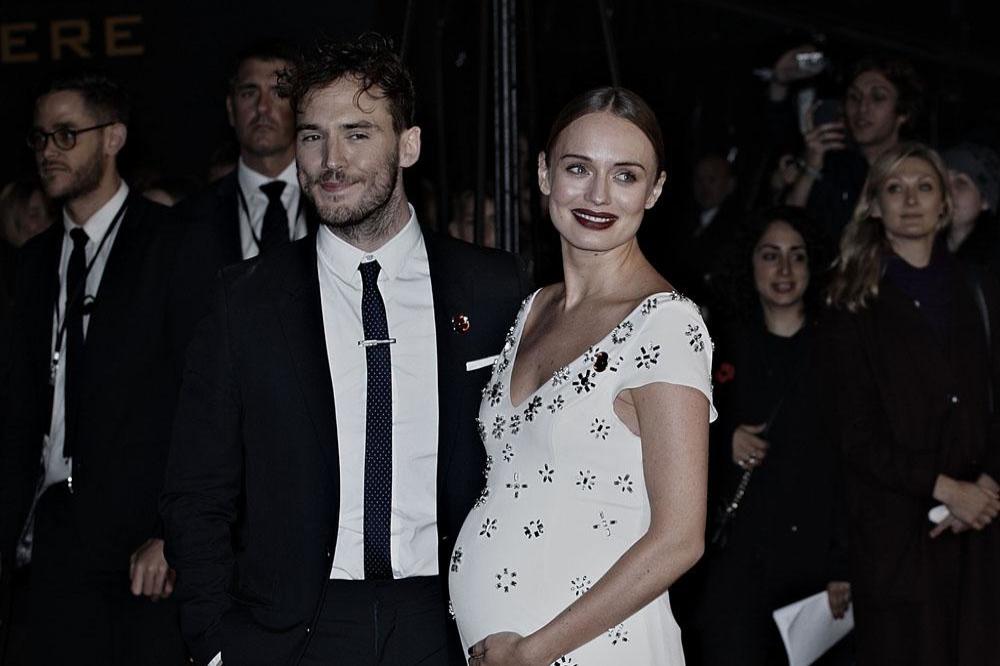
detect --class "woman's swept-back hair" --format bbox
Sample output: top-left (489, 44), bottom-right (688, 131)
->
top-left (278, 32), bottom-right (415, 134)
top-left (543, 86), bottom-right (665, 173)
top-left (827, 141), bottom-right (952, 311)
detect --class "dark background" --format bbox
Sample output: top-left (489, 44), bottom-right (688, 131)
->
top-left (2, 0), bottom-right (998, 252)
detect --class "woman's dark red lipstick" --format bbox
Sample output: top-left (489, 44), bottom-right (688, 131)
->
top-left (572, 208), bottom-right (618, 230)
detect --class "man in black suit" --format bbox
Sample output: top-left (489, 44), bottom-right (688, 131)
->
top-left (161, 34), bottom-right (528, 666)
top-left (174, 41), bottom-right (307, 327)
top-left (0, 73), bottom-right (187, 664)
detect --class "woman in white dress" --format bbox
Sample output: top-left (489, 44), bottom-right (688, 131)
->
top-left (450, 87), bottom-right (717, 665)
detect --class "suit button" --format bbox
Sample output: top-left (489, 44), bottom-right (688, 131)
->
top-left (441, 535), bottom-right (449, 542)
top-left (949, 395), bottom-right (959, 404)
top-left (306, 627), bottom-right (311, 634)
top-left (790, 525), bottom-right (798, 533)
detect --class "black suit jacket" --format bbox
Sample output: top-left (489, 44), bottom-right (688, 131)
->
top-left (0, 193), bottom-right (187, 569)
top-left (161, 231), bottom-right (528, 666)
top-left (172, 172), bottom-right (319, 336)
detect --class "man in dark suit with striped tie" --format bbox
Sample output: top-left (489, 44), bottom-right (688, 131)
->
top-left (161, 34), bottom-right (529, 666)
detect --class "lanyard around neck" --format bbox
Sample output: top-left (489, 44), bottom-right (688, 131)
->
top-left (49, 199), bottom-right (128, 385)
top-left (236, 183), bottom-right (304, 253)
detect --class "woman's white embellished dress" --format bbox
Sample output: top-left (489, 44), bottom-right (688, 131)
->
top-left (450, 291), bottom-right (716, 665)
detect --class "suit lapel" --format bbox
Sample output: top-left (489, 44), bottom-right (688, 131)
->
top-left (81, 195), bottom-right (145, 384)
top-left (217, 173), bottom-right (243, 265)
top-left (277, 239), bottom-right (340, 480)
top-left (425, 232), bottom-right (473, 494)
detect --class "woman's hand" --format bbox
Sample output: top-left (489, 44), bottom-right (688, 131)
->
top-left (933, 474), bottom-right (1000, 530)
top-left (976, 473), bottom-right (1000, 495)
top-left (468, 632), bottom-right (543, 666)
top-left (929, 514), bottom-right (970, 539)
top-left (732, 423), bottom-right (769, 469)
top-left (826, 581), bottom-right (851, 619)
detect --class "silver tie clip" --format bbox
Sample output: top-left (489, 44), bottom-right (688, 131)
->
top-left (358, 338), bottom-right (397, 347)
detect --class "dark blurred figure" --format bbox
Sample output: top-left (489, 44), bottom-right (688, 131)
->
top-left (206, 139), bottom-right (239, 183)
top-left (0, 177), bottom-right (56, 665)
top-left (770, 47), bottom-right (924, 242)
top-left (943, 142), bottom-right (1000, 273)
top-left (0, 179), bottom-right (57, 320)
top-left (447, 189), bottom-right (496, 247)
top-left (0, 179), bottom-right (56, 248)
top-left (826, 143), bottom-right (1000, 665)
top-left (665, 151), bottom-right (741, 306)
top-left (142, 175), bottom-right (202, 207)
top-left (685, 206), bottom-right (851, 666)
top-left (0, 72), bottom-right (187, 665)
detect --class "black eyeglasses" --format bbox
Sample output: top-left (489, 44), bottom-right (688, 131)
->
top-left (26, 122), bottom-right (115, 152)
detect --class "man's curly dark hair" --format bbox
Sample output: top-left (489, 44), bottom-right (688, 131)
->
top-left (278, 33), bottom-right (415, 134)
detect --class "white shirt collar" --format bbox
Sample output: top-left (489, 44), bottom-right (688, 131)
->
top-left (237, 157), bottom-right (298, 203)
top-left (62, 180), bottom-right (130, 239)
top-left (317, 204), bottom-right (421, 284)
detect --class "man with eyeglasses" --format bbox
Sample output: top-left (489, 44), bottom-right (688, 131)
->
top-left (0, 72), bottom-right (187, 665)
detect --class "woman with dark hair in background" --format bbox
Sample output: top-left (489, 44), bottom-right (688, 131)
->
top-left (688, 206), bottom-right (851, 666)
top-left (451, 86), bottom-right (715, 665)
top-left (827, 142), bottom-right (1000, 665)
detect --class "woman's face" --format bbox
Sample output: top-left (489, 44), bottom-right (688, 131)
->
top-left (538, 111), bottom-right (665, 253)
top-left (752, 220), bottom-right (809, 311)
top-left (874, 156), bottom-right (946, 245)
top-left (845, 70), bottom-right (904, 148)
top-left (947, 170), bottom-right (987, 229)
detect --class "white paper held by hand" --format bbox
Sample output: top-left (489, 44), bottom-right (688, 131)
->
top-left (772, 590), bottom-right (854, 666)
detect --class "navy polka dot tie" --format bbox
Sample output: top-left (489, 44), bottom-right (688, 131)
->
top-left (359, 260), bottom-right (393, 579)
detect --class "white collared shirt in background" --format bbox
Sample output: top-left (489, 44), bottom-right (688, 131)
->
top-left (236, 157), bottom-right (307, 259)
top-left (43, 181), bottom-right (129, 490)
top-left (316, 208), bottom-right (440, 580)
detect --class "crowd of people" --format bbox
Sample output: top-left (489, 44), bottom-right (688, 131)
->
top-left (0, 30), bottom-right (998, 666)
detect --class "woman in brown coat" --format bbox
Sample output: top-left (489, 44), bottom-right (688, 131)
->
top-left (826, 142), bottom-right (1000, 665)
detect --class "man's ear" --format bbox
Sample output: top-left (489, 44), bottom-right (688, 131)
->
top-left (225, 95), bottom-right (235, 129)
top-left (106, 123), bottom-right (128, 157)
top-left (398, 126), bottom-right (421, 168)
top-left (645, 171), bottom-right (667, 209)
top-left (537, 151), bottom-right (551, 196)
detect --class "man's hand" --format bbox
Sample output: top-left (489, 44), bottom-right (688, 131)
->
top-left (129, 537), bottom-right (175, 601)
top-left (826, 581), bottom-right (851, 619)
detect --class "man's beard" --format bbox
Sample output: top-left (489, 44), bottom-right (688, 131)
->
top-left (41, 149), bottom-right (104, 203)
top-left (300, 149), bottom-right (401, 245)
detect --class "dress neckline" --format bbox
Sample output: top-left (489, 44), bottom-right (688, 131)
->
top-left (505, 288), bottom-right (681, 410)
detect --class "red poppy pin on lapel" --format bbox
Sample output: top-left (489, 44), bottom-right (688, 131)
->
top-left (452, 314), bottom-right (471, 333)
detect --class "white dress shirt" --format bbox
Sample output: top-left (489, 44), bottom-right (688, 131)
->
top-left (316, 209), bottom-right (440, 580)
top-left (42, 181), bottom-right (129, 491)
top-left (236, 157), bottom-right (307, 260)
